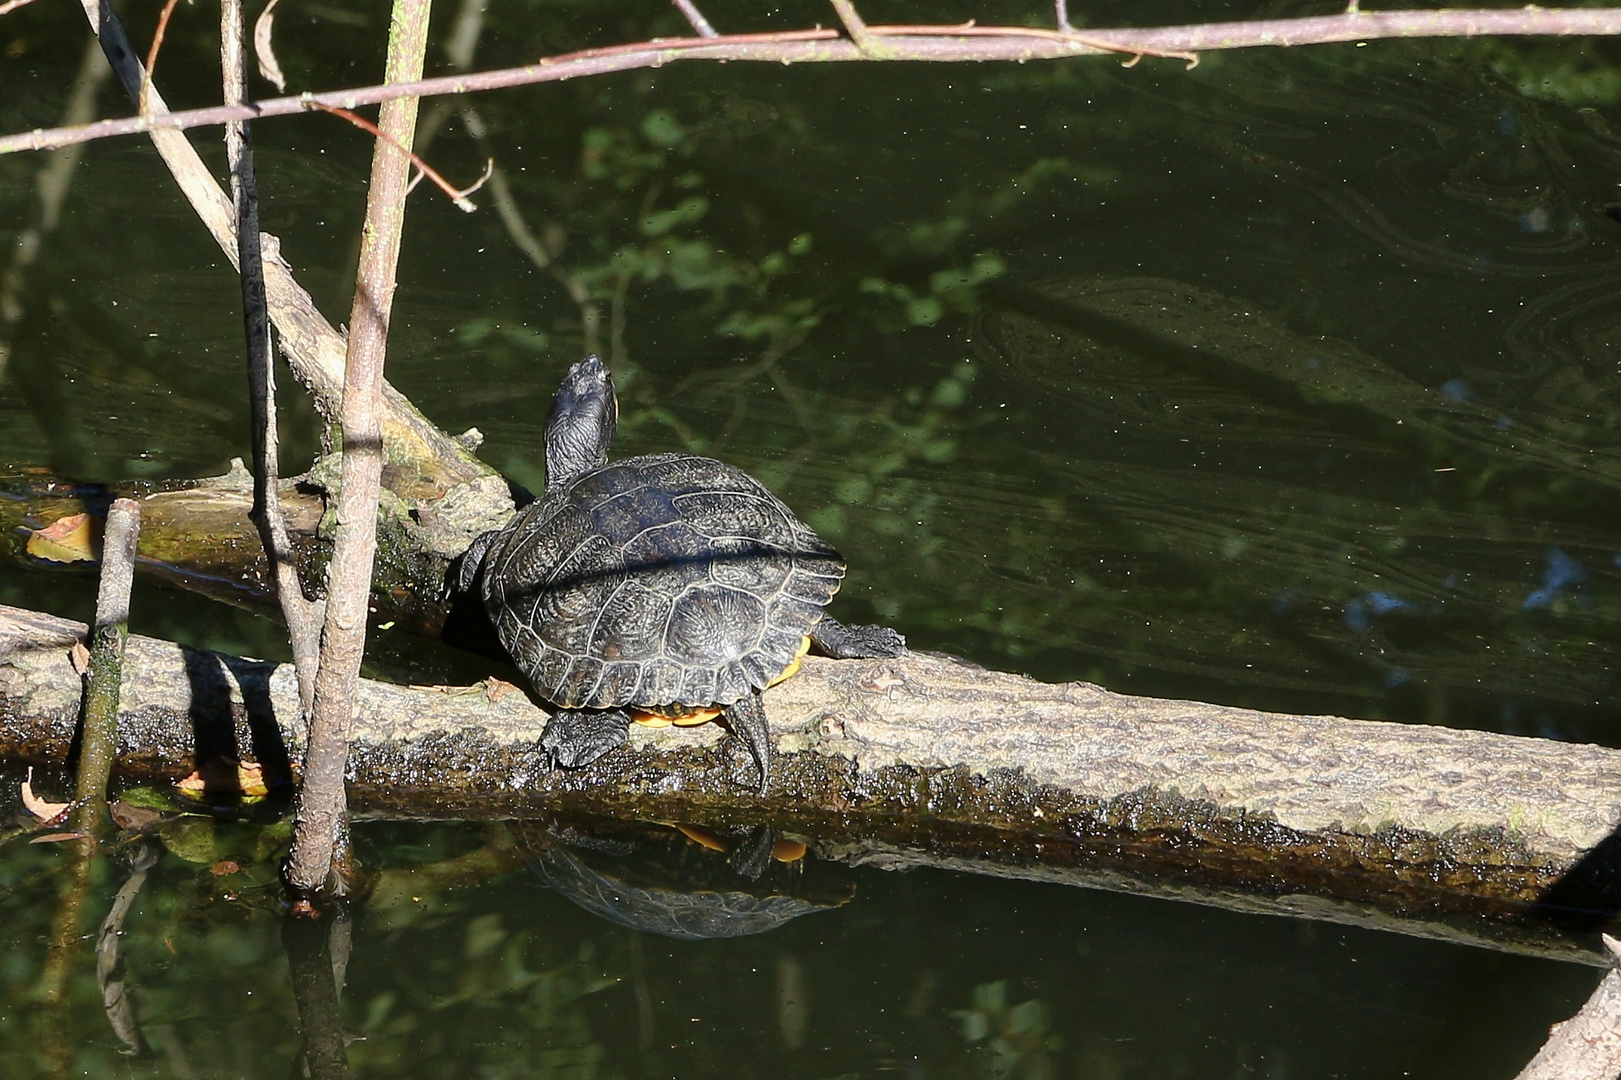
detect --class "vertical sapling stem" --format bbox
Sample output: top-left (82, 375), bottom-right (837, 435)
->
top-left (284, 0), bottom-right (435, 905)
top-left (71, 496), bottom-right (140, 836)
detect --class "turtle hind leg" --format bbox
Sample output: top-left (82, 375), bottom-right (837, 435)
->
top-left (811, 616), bottom-right (907, 659)
top-left (720, 690), bottom-right (772, 794)
top-left (541, 707), bottom-right (632, 768)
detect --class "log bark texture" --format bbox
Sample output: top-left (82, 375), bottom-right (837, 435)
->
top-left (4, 602), bottom-right (1620, 963)
top-left (1515, 935), bottom-right (1621, 1078)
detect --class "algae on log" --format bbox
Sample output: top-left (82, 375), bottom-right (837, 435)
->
top-left (3, 603), bottom-right (1619, 964)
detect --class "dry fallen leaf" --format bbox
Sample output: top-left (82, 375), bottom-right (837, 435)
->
top-left (253, 0), bottom-right (287, 91)
top-left (30, 831), bottom-right (89, 844)
top-left (26, 512), bottom-right (98, 563)
top-left (20, 766), bottom-right (71, 824)
top-left (175, 757), bottom-right (271, 801)
top-left (209, 860), bottom-right (241, 877)
top-left (68, 641), bottom-right (91, 677)
top-left (483, 677), bottom-right (520, 703)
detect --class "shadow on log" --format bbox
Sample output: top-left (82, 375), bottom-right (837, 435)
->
top-left (4, 602), bottom-right (1621, 965)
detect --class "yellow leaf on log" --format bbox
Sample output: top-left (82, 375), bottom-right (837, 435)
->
top-left (26, 512), bottom-right (99, 563)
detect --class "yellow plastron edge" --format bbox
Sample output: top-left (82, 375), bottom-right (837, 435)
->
top-left (631, 635), bottom-right (812, 727)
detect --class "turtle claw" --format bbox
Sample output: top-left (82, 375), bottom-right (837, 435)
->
top-left (810, 617), bottom-right (907, 660)
top-left (541, 708), bottom-right (631, 768)
top-left (721, 692), bottom-right (772, 794)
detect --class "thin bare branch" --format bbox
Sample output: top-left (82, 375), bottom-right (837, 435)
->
top-left (71, 0), bottom-right (494, 492)
top-left (829, 0), bottom-right (888, 56)
top-left (224, 0), bottom-right (324, 712)
top-left (285, 0), bottom-right (435, 904)
top-left (0, 0), bottom-right (43, 16)
top-left (672, 0), bottom-right (717, 38)
top-left (14, 8), bottom-right (1621, 156)
top-left (139, 0), bottom-right (183, 113)
top-left (309, 102), bottom-right (480, 210)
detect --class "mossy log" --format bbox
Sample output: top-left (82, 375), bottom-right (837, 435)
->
top-left (3, 602), bottom-right (1619, 965)
top-left (2, 460), bottom-right (514, 636)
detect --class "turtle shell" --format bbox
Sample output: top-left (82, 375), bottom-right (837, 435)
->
top-left (482, 452), bottom-right (845, 709)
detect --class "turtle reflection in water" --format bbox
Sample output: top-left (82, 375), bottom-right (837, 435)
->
top-left (510, 819), bottom-right (854, 940)
top-left (458, 355), bottom-right (906, 791)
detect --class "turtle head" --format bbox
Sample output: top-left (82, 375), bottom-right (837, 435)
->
top-left (545, 355), bottom-right (618, 489)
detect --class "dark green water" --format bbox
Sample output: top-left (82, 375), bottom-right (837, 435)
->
top-left (3, 0), bottom-right (1621, 1074)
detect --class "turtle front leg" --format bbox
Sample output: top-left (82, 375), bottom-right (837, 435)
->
top-left (720, 690), bottom-right (772, 794)
top-left (811, 616), bottom-right (907, 659)
top-left (541, 707), bottom-right (632, 768)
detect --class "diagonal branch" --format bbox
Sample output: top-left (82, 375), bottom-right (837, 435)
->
top-left (671, 0), bottom-right (717, 38)
top-left (829, 0), bottom-right (892, 57)
top-left (14, 7), bottom-right (1621, 156)
top-left (69, 0), bottom-right (494, 498)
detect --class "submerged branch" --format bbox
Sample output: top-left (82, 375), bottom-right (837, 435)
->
top-left (10, 8), bottom-right (1621, 154)
top-left (4, 603), bottom-right (1621, 964)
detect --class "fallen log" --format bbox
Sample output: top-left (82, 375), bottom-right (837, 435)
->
top-left (3, 602), bottom-right (1618, 964)
top-left (1, 459), bottom-right (511, 637)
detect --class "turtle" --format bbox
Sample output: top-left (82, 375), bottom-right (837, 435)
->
top-left (510, 817), bottom-right (855, 940)
top-left (457, 354), bottom-right (906, 791)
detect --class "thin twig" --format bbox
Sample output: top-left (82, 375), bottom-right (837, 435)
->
top-left (285, 0), bottom-right (435, 906)
top-left (71, 497), bottom-right (140, 838)
top-left (672, 0), bottom-right (717, 38)
top-left (17, 8), bottom-right (1621, 156)
top-left (308, 102), bottom-right (484, 210)
top-left (139, 0), bottom-right (183, 114)
top-left (0, 0), bottom-right (44, 17)
top-left (829, 0), bottom-right (890, 56)
top-left (72, 0), bottom-right (493, 489)
top-left (223, 0), bottom-right (324, 713)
